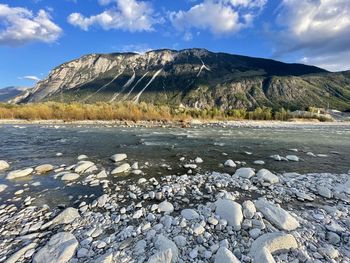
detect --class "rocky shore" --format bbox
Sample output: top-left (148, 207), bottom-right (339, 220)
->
top-left (0, 154), bottom-right (350, 263)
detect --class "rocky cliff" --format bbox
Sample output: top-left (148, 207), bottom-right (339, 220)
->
top-left (15, 49), bottom-right (350, 111)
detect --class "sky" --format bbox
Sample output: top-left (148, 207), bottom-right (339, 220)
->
top-left (0, 0), bottom-right (350, 88)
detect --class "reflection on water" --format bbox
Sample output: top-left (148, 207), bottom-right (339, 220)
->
top-left (0, 123), bottom-right (350, 206)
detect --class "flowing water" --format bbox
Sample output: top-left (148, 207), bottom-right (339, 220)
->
top-left (1, 123), bottom-right (350, 206)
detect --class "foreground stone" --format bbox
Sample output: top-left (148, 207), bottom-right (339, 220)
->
top-left (224, 160), bottom-right (236, 168)
top-left (33, 232), bottom-right (78, 263)
top-left (35, 164), bottom-right (54, 174)
top-left (0, 160), bottom-right (10, 171)
top-left (214, 247), bottom-right (240, 263)
top-left (50, 207), bottom-right (80, 226)
top-left (5, 242), bottom-right (37, 263)
top-left (6, 168), bottom-right (34, 180)
top-left (234, 168), bottom-right (255, 179)
top-left (154, 235), bottom-right (178, 263)
top-left (256, 169), bottom-right (279, 184)
top-left (250, 232), bottom-right (298, 263)
top-left (74, 161), bottom-right (95, 173)
top-left (215, 199), bottom-right (243, 230)
top-left (255, 199), bottom-right (299, 231)
top-left (111, 163), bottom-right (131, 174)
top-left (0, 184), bottom-right (8, 193)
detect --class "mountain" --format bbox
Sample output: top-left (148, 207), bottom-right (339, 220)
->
top-left (0, 86), bottom-right (30, 102)
top-left (14, 49), bottom-right (350, 111)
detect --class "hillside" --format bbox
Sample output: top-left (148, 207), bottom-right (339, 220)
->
top-left (0, 86), bottom-right (29, 102)
top-left (13, 49), bottom-right (350, 111)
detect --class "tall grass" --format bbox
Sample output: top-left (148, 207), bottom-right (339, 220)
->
top-left (0, 102), bottom-right (332, 122)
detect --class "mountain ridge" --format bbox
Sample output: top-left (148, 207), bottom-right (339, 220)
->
top-left (12, 48), bottom-right (350, 111)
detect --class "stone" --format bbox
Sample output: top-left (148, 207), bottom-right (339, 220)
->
top-left (173, 236), bottom-right (187, 247)
top-left (181, 209), bottom-right (199, 220)
top-left (194, 157), bottom-right (203, 164)
top-left (317, 186), bottom-right (332, 198)
top-left (96, 170), bottom-right (108, 178)
top-left (0, 160), bottom-right (10, 171)
top-left (242, 200), bottom-right (256, 219)
top-left (110, 154), bottom-right (127, 162)
top-left (94, 252), bottom-right (113, 263)
top-left (250, 232), bottom-right (298, 263)
top-left (111, 163), bottom-right (131, 174)
top-left (5, 242), bottom-right (37, 263)
top-left (255, 199), bottom-right (299, 231)
top-left (215, 199), bottom-right (243, 230)
top-left (254, 160), bottom-right (265, 165)
top-left (33, 232), bottom-right (78, 263)
top-left (148, 249), bottom-right (173, 263)
top-left (286, 155), bottom-right (299, 162)
top-left (158, 201), bottom-right (174, 213)
top-left (234, 168), bottom-right (255, 179)
top-left (214, 247), bottom-right (240, 263)
top-left (77, 154), bottom-right (88, 160)
top-left (35, 164), bottom-right (54, 174)
top-left (74, 161), bottom-right (95, 173)
top-left (0, 184), bottom-right (8, 193)
top-left (193, 224), bottom-right (205, 235)
top-left (6, 168), bottom-right (34, 179)
top-left (224, 160), bottom-right (236, 168)
top-left (97, 194), bottom-right (109, 207)
top-left (61, 173), bottom-right (80, 181)
top-left (319, 245), bottom-right (339, 259)
top-left (50, 207), bottom-right (80, 226)
top-left (256, 169), bottom-right (279, 184)
top-left (154, 235), bottom-right (178, 263)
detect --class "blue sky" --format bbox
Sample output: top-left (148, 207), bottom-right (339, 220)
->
top-left (1, 0), bottom-right (350, 88)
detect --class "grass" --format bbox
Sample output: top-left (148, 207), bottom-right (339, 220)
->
top-left (0, 102), bottom-right (333, 122)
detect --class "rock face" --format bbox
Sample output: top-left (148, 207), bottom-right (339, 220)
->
top-left (250, 232), bottom-right (298, 263)
top-left (255, 199), bottom-right (299, 231)
top-left (215, 199), bottom-right (243, 230)
top-left (111, 163), bottom-right (131, 174)
top-left (13, 48), bottom-right (350, 111)
top-left (214, 247), bottom-right (241, 263)
top-left (0, 160), bottom-right (10, 171)
top-left (6, 168), bottom-right (33, 180)
top-left (33, 232), bottom-right (78, 263)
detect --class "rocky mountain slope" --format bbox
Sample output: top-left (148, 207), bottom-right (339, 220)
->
top-left (0, 86), bottom-right (29, 102)
top-left (14, 49), bottom-right (350, 111)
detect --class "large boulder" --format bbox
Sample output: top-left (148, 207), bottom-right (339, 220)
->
top-left (153, 235), bottom-right (178, 263)
top-left (6, 168), bottom-right (34, 180)
top-left (0, 160), bottom-right (10, 171)
top-left (111, 163), bottom-right (131, 174)
top-left (215, 199), bottom-right (243, 230)
top-left (33, 232), bottom-right (78, 263)
top-left (214, 247), bottom-right (241, 263)
top-left (250, 232), bottom-right (298, 263)
top-left (256, 169), bottom-right (279, 184)
top-left (255, 199), bottom-right (299, 231)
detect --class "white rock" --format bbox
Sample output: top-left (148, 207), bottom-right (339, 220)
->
top-left (50, 207), bottom-right (80, 226)
top-left (254, 160), bottom-right (265, 165)
top-left (5, 242), bottom-right (37, 263)
top-left (33, 232), bottom-right (78, 263)
top-left (6, 168), bottom-right (34, 179)
top-left (270, 155), bottom-right (282, 161)
top-left (224, 160), bottom-right (236, 168)
top-left (0, 184), bottom-right (8, 193)
top-left (154, 235), bottom-right (178, 263)
top-left (250, 232), bottom-right (298, 263)
top-left (110, 154), bottom-right (127, 162)
top-left (181, 209), bottom-right (199, 220)
top-left (77, 154), bottom-right (88, 160)
top-left (234, 168), bottom-right (255, 179)
top-left (35, 164), bottom-right (54, 174)
top-left (255, 199), bottom-right (299, 231)
top-left (111, 163), bottom-right (131, 174)
top-left (242, 200), bottom-right (256, 219)
top-left (184, 164), bottom-right (197, 169)
top-left (97, 194), bottom-right (109, 207)
top-left (0, 160), bottom-right (10, 171)
top-left (194, 157), bottom-right (203, 164)
top-left (215, 199), bottom-right (243, 230)
top-left (214, 247), bottom-right (240, 263)
top-left (74, 161), bottom-right (95, 173)
top-left (96, 170), bottom-right (108, 178)
top-left (61, 173), bottom-right (80, 181)
top-left (193, 224), bottom-right (205, 235)
top-left (286, 155), bottom-right (299, 162)
top-left (256, 169), bottom-right (279, 184)
top-left (158, 201), bottom-right (174, 213)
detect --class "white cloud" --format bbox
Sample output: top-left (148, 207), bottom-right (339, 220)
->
top-left (273, 0), bottom-right (350, 71)
top-left (22, 76), bottom-right (41, 82)
top-left (170, 0), bottom-right (266, 36)
top-left (0, 4), bottom-right (62, 45)
top-left (68, 0), bottom-right (160, 32)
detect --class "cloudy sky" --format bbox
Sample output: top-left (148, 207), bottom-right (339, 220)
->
top-left (0, 0), bottom-right (349, 87)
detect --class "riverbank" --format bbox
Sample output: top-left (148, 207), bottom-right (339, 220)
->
top-left (0, 154), bottom-right (349, 262)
